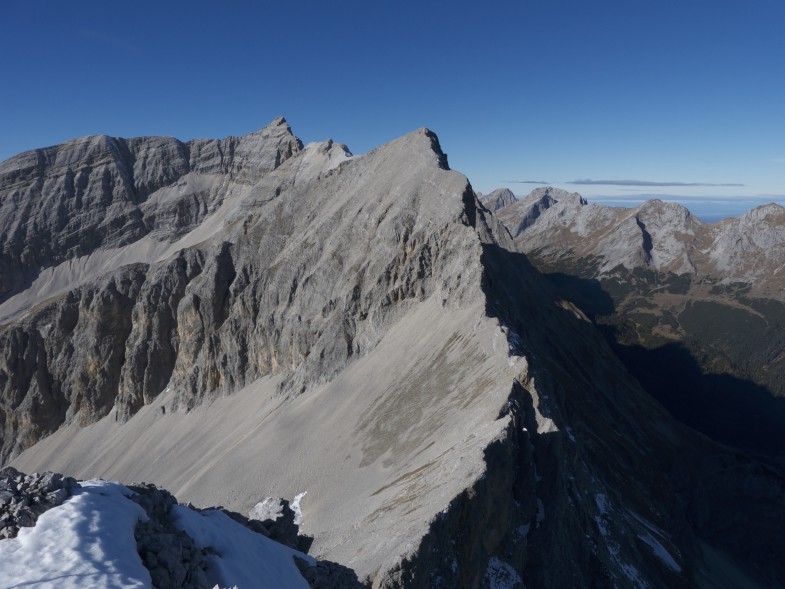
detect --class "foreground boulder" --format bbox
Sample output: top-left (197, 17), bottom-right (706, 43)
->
top-left (0, 466), bottom-right (77, 538)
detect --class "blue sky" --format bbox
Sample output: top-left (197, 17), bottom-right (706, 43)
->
top-left (2, 0), bottom-right (783, 219)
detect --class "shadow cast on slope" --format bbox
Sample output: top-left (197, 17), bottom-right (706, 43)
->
top-left (605, 338), bottom-right (785, 467)
top-left (477, 242), bottom-right (785, 586)
top-left (476, 242), bottom-right (702, 588)
top-left (483, 245), bottom-right (785, 588)
top-left (541, 272), bottom-right (615, 318)
top-left (534, 268), bottom-right (785, 466)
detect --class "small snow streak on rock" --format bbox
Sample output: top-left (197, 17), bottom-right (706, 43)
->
top-left (638, 532), bottom-right (682, 573)
top-left (292, 491), bottom-right (307, 526)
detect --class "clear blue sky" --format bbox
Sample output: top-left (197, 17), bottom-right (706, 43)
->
top-left (2, 0), bottom-right (783, 218)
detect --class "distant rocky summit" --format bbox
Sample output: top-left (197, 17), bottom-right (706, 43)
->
top-left (2, 123), bottom-right (785, 587)
top-left (493, 185), bottom-right (785, 285)
top-left (479, 187), bottom-right (517, 212)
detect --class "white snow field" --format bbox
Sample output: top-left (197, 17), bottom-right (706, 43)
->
top-left (0, 481), bottom-right (151, 589)
top-left (173, 505), bottom-right (313, 588)
top-left (0, 480), bottom-right (312, 589)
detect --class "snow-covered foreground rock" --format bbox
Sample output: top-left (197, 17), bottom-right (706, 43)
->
top-left (0, 480), bottom-right (152, 589)
top-left (174, 506), bottom-right (312, 589)
top-left (0, 473), bottom-right (343, 589)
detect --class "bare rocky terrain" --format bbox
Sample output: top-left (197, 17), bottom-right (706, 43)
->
top-left (2, 122), bottom-right (785, 587)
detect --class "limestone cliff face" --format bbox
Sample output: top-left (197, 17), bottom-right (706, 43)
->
top-left (0, 122), bottom-right (476, 458)
top-left (0, 118), bottom-right (301, 458)
top-left (0, 117), bottom-right (301, 300)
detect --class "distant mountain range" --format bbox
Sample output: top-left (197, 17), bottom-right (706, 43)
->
top-left (1, 122), bottom-right (784, 587)
top-left (483, 186), bottom-right (785, 467)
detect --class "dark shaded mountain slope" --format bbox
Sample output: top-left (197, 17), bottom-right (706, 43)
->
top-left (490, 187), bottom-right (785, 469)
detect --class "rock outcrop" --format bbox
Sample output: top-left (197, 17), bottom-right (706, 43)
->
top-left (129, 483), bottom-right (212, 589)
top-left (0, 466), bottom-right (77, 538)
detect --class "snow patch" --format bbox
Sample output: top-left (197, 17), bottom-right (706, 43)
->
top-left (595, 492), bottom-right (610, 515)
top-left (291, 491), bottom-right (307, 526)
top-left (484, 556), bottom-right (522, 589)
top-left (592, 492), bottom-right (649, 588)
top-left (565, 426), bottom-right (576, 443)
top-left (594, 515), bottom-right (609, 537)
top-left (638, 532), bottom-right (682, 573)
top-left (0, 480), bottom-right (151, 589)
top-left (249, 497), bottom-right (284, 522)
top-left (174, 505), bottom-right (314, 589)
top-left (0, 479), bottom-right (316, 589)
top-left (620, 562), bottom-right (648, 587)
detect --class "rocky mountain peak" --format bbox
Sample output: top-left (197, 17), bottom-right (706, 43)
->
top-left (525, 185), bottom-right (587, 206)
top-left (738, 202), bottom-right (785, 226)
top-left (636, 197), bottom-right (693, 219)
top-left (490, 185), bottom-right (588, 239)
top-left (0, 118), bottom-right (303, 304)
top-left (487, 184), bottom-right (785, 291)
top-left (4, 121), bottom-right (785, 588)
top-left (403, 127), bottom-right (450, 169)
top-left (479, 188), bottom-right (517, 212)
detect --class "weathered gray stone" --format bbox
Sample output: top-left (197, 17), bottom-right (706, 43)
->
top-left (479, 188), bottom-right (516, 213)
top-left (0, 117), bottom-right (302, 301)
top-left (0, 118), bottom-right (305, 460)
top-left (128, 483), bottom-right (211, 589)
top-left (0, 467), bottom-right (79, 538)
top-left (3, 125), bottom-right (785, 589)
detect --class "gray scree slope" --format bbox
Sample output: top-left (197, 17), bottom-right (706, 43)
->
top-left (3, 122), bottom-right (785, 587)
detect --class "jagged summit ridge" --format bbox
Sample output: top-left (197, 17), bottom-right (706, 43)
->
top-left (3, 124), bottom-right (785, 588)
top-left (489, 185), bottom-right (785, 282)
top-left (0, 117), bottom-right (302, 304)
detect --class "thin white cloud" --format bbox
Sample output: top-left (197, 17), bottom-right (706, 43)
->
top-left (567, 179), bottom-right (745, 187)
top-left (590, 193), bottom-right (784, 204)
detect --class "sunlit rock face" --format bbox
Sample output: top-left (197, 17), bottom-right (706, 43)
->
top-left (2, 126), bottom-right (784, 587)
